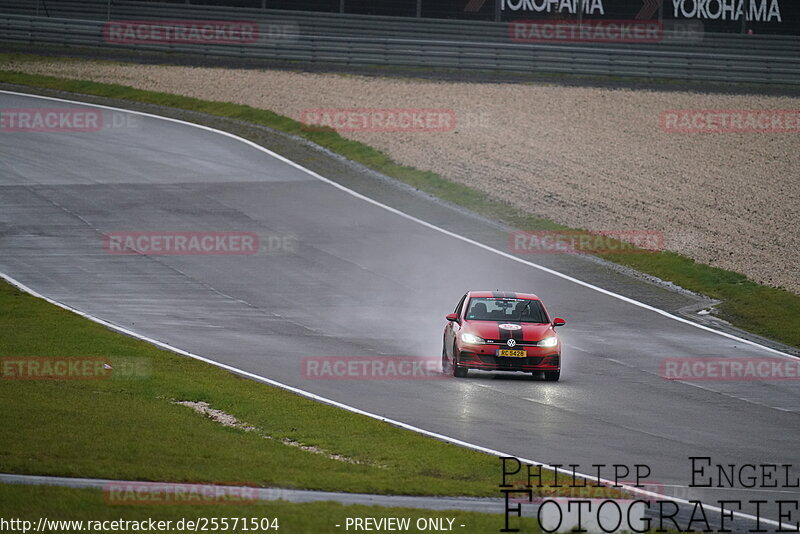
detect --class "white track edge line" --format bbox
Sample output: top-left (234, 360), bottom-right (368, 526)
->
top-left (0, 90), bottom-right (793, 527)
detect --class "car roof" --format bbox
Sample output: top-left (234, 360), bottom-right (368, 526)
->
top-left (468, 290), bottom-right (540, 301)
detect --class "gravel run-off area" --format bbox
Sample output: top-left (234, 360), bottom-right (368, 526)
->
top-left (4, 59), bottom-right (798, 294)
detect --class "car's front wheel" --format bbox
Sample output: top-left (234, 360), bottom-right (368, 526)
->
top-left (441, 346), bottom-right (452, 375)
top-left (453, 344), bottom-right (468, 378)
top-left (543, 370), bottom-right (560, 381)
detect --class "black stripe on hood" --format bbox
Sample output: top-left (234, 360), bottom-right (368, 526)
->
top-left (497, 323), bottom-right (523, 344)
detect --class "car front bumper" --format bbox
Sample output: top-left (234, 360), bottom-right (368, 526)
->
top-left (458, 345), bottom-right (560, 372)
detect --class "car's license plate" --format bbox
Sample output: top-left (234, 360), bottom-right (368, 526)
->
top-left (497, 349), bottom-right (527, 358)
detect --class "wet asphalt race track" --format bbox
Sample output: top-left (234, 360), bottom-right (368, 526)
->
top-left (1, 91), bottom-right (798, 532)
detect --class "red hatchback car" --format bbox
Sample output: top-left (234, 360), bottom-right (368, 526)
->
top-left (442, 291), bottom-right (566, 380)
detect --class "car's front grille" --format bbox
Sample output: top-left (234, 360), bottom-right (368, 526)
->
top-left (485, 339), bottom-right (539, 348)
top-left (477, 355), bottom-right (545, 365)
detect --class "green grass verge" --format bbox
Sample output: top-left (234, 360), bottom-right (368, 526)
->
top-left (0, 279), bottom-right (527, 496)
top-left (0, 485), bottom-right (540, 533)
top-left (0, 56), bottom-right (797, 351)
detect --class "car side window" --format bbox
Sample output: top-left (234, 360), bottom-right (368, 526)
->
top-left (454, 293), bottom-right (467, 317)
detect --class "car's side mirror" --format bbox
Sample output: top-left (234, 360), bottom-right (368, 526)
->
top-left (552, 318), bottom-right (566, 327)
top-left (446, 313), bottom-right (460, 322)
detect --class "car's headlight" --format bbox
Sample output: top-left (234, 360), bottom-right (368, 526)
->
top-left (536, 336), bottom-right (558, 348)
top-left (461, 333), bottom-right (485, 345)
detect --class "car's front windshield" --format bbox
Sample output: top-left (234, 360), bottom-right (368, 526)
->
top-left (465, 298), bottom-right (548, 323)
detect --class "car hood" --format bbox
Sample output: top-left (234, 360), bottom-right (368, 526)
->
top-left (464, 321), bottom-right (555, 342)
